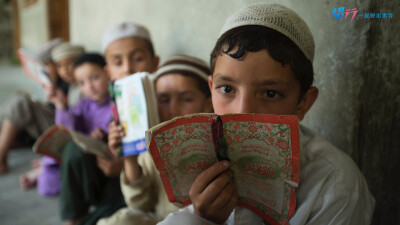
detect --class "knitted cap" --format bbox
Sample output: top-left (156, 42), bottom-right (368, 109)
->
top-left (220, 3), bottom-right (315, 62)
top-left (154, 55), bottom-right (210, 81)
top-left (102, 22), bottom-right (151, 52)
top-left (51, 43), bottom-right (85, 62)
top-left (36, 38), bottom-right (63, 63)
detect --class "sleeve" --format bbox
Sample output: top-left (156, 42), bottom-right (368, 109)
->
top-left (157, 206), bottom-right (224, 225)
top-left (120, 152), bottom-right (158, 212)
top-left (55, 99), bottom-right (85, 130)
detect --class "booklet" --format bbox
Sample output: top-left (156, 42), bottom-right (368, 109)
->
top-left (145, 113), bottom-right (300, 225)
top-left (17, 48), bottom-right (52, 86)
top-left (109, 72), bottom-right (159, 157)
top-left (33, 125), bottom-right (111, 162)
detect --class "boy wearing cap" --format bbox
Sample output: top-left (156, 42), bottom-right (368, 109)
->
top-left (159, 3), bottom-right (375, 225)
top-left (98, 55), bottom-right (213, 225)
top-left (58, 22), bottom-right (159, 225)
top-left (0, 38), bottom-right (68, 174)
top-left (18, 42), bottom-right (85, 195)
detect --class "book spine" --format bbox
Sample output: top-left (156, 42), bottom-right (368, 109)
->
top-left (211, 115), bottom-right (230, 161)
top-left (108, 81), bottom-right (123, 157)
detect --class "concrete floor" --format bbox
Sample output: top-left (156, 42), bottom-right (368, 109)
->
top-left (0, 63), bottom-right (60, 225)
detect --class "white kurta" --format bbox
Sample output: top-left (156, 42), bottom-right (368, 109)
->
top-left (158, 125), bottom-right (375, 225)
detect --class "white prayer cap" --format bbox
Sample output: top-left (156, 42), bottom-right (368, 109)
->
top-left (51, 43), bottom-right (85, 62)
top-left (220, 3), bottom-right (315, 62)
top-left (102, 22), bottom-right (151, 52)
top-left (36, 38), bottom-right (63, 63)
top-left (154, 55), bottom-right (210, 81)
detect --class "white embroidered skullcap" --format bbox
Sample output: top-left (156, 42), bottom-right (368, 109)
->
top-left (154, 55), bottom-right (210, 81)
top-left (220, 3), bottom-right (315, 62)
top-left (102, 22), bottom-right (151, 52)
top-left (51, 43), bottom-right (85, 62)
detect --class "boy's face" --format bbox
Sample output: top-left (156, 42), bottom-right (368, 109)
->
top-left (44, 61), bottom-right (58, 83)
top-left (74, 63), bottom-right (109, 103)
top-left (55, 57), bottom-right (77, 83)
top-left (156, 74), bottom-right (212, 122)
top-left (104, 37), bottom-right (159, 80)
top-left (209, 50), bottom-right (317, 120)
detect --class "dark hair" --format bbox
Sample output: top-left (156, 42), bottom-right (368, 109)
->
top-left (73, 53), bottom-right (106, 69)
top-left (210, 25), bottom-right (314, 97)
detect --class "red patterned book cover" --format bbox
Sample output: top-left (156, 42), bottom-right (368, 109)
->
top-left (146, 113), bottom-right (299, 225)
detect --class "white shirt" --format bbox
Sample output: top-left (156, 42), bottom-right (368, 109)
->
top-left (158, 125), bottom-right (375, 225)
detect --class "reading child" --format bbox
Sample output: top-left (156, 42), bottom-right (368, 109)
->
top-left (18, 42), bottom-right (85, 195)
top-left (158, 3), bottom-right (375, 225)
top-left (98, 54), bottom-right (213, 225)
top-left (59, 22), bottom-right (159, 225)
top-left (0, 39), bottom-right (74, 174)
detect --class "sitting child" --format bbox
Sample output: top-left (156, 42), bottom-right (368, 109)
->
top-left (158, 3), bottom-right (375, 225)
top-left (18, 42), bottom-right (85, 196)
top-left (0, 38), bottom-right (65, 174)
top-left (98, 54), bottom-right (213, 225)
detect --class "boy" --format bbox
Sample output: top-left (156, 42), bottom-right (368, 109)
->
top-left (19, 42), bottom-right (85, 193)
top-left (159, 3), bottom-right (375, 225)
top-left (59, 22), bottom-right (159, 225)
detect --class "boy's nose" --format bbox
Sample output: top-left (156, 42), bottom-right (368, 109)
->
top-left (122, 61), bottom-right (134, 76)
top-left (236, 94), bottom-right (258, 113)
top-left (169, 100), bottom-right (182, 119)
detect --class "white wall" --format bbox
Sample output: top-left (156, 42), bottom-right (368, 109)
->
top-left (18, 0), bottom-right (49, 51)
top-left (70, 0), bottom-right (370, 155)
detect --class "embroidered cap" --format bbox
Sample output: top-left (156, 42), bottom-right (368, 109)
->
top-left (51, 43), bottom-right (85, 62)
top-left (102, 22), bottom-right (151, 52)
top-left (220, 3), bottom-right (315, 62)
top-left (154, 55), bottom-right (210, 81)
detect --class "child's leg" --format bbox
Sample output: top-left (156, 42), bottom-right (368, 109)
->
top-left (0, 119), bottom-right (19, 174)
top-left (37, 156), bottom-right (61, 196)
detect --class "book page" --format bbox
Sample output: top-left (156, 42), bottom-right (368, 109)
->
top-left (220, 114), bottom-right (299, 225)
top-left (17, 48), bottom-right (52, 86)
top-left (33, 125), bottom-right (71, 162)
top-left (148, 114), bottom-right (217, 205)
top-left (70, 131), bottom-right (111, 159)
top-left (113, 73), bottom-right (150, 156)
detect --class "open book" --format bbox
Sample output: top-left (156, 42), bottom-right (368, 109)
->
top-left (33, 125), bottom-right (111, 162)
top-left (109, 72), bottom-right (159, 157)
top-left (17, 48), bottom-right (52, 86)
top-left (146, 113), bottom-right (299, 225)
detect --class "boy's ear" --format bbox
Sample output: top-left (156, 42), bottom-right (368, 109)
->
top-left (296, 87), bottom-right (319, 121)
top-left (104, 65), bottom-right (112, 80)
top-left (208, 75), bottom-right (213, 92)
top-left (152, 55), bottom-right (160, 71)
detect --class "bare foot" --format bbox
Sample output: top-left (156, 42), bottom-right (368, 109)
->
top-left (63, 218), bottom-right (81, 225)
top-left (19, 167), bottom-right (42, 190)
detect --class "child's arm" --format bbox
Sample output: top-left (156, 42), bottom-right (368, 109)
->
top-left (189, 160), bottom-right (238, 224)
top-left (44, 85), bottom-right (67, 110)
top-left (108, 121), bottom-right (142, 182)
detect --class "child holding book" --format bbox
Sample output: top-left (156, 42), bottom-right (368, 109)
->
top-left (0, 38), bottom-right (64, 174)
top-left (59, 22), bottom-right (160, 225)
top-left (158, 3), bottom-right (375, 225)
top-left (17, 42), bottom-right (85, 195)
top-left (98, 55), bottom-right (213, 225)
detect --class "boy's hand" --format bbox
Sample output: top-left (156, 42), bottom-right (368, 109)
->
top-left (189, 160), bottom-right (238, 224)
top-left (108, 121), bottom-right (125, 156)
top-left (45, 85), bottom-right (67, 110)
top-left (96, 154), bottom-right (123, 177)
top-left (91, 128), bottom-right (107, 141)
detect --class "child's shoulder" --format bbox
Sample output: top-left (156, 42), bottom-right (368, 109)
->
top-left (299, 125), bottom-right (363, 187)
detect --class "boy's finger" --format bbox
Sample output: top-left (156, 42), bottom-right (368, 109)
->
top-left (209, 181), bottom-right (237, 210)
top-left (190, 161), bottom-right (230, 194)
top-left (199, 171), bottom-right (232, 204)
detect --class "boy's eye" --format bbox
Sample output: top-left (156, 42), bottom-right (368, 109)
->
top-left (218, 85), bottom-right (233, 94)
top-left (113, 60), bottom-right (122, 66)
top-left (264, 90), bottom-right (279, 98)
top-left (158, 96), bottom-right (169, 104)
